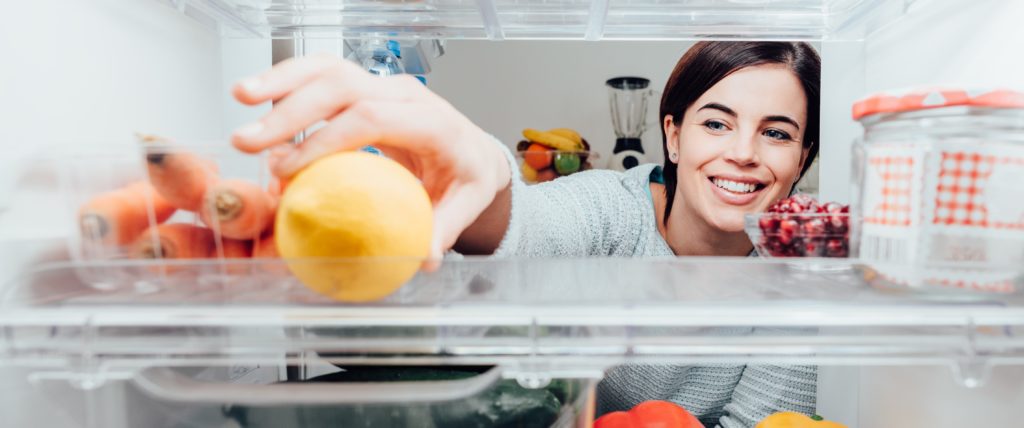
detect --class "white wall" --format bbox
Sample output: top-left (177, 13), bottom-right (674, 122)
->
top-left (427, 40), bottom-right (693, 167)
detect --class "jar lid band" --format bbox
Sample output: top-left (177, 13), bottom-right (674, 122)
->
top-left (853, 88), bottom-right (1024, 121)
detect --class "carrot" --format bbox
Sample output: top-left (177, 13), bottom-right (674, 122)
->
top-left (252, 232), bottom-right (278, 258)
top-left (79, 181), bottom-right (176, 246)
top-left (219, 238), bottom-right (254, 275)
top-left (252, 232), bottom-right (288, 275)
top-left (140, 135), bottom-right (218, 211)
top-left (200, 179), bottom-right (276, 240)
top-left (131, 223), bottom-right (216, 260)
top-left (221, 238), bottom-right (253, 259)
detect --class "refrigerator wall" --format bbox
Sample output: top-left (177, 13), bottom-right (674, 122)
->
top-left (834, 0), bottom-right (1024, 425)
top-left (0, 2), bottom-right (237, 426)
top-left (0, 0), bottom-right (271, 279)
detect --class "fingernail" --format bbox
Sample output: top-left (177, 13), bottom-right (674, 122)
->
top-left (234, 122), bottom-right (264, 139)
top-left (239, 77), bottom-right (261, 93)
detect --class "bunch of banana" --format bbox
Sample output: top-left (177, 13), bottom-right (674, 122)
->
top-left (516, 128), bottom-right (592, 183)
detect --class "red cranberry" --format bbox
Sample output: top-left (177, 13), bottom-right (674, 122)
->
top-left (823, 202), bottom-right (843, 213)
top-left (758, 214), bottom-right (780, 231)
top-left (826, 239), bottom-right (847, 257)
top-left (828, 215), bottom-right (848, 234)
top-left (802, 218), bottom-right (826, 236)
top-left (790, 194), bottom-right (818, 213)
top-left (777, 219), bottom-right (799, 245)
top-left (803, 237), bottom-right (828, 257)
top-left (757, 195), bottom-right (852, 258)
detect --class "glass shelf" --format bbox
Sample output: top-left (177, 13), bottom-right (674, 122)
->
top-left (3, 257), bottom-right (1022, 387)
top-left (161, 0), bottom-right (916, 40)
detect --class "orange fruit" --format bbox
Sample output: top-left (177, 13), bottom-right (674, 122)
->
top-left (523, 143), bottom-right (553, 170)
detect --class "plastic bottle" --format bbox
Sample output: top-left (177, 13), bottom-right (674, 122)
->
top-left (346, 39), bottom-right (405, 156)
top-left (350, 39), bottom-right (405, 77)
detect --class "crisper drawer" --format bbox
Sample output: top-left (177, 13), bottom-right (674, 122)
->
top-left (3, 361), bottom-right (595, 428)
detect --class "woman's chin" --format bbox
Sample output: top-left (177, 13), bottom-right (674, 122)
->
top-left (708, 212), bottom-right (748, 234)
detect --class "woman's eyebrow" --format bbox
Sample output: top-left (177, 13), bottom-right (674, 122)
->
top-left (764, 115), bottom-right (801, 130)
top-left (697, 102), bottom-right (736, 117)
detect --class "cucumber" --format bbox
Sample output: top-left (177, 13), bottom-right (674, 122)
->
top-left (226, 403), bottom-right (433, 428)
top-left (225, 366), bottom-right (565, 428)
top-left (429, 380), bottom-right (561, 428)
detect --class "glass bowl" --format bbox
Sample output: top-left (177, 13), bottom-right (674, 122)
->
top-left (515, 149), bottom-right (597, 184)
top-left (744, 212), bottom-right (853, 258)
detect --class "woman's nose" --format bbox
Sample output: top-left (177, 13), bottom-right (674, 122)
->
top-left (723, 132), bottom-right (759, 166)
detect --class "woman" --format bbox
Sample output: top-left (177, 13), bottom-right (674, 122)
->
top-left (231, 41), bottom-right (820, 427)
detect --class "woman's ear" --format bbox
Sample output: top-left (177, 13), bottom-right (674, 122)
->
top-left (663, 115), bottom-right (680, 163)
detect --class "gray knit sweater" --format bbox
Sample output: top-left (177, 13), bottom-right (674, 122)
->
top-left (491, 147), bottom-right (817, 428)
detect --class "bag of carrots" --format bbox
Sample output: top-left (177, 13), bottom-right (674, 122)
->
top-left (77, 135), bottom-right (282, 276)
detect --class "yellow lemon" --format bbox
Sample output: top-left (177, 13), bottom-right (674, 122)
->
top-left (275, 152), bottom-right (433, 302)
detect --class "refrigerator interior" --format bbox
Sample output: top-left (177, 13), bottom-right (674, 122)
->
top-left (2, 0), bottom-right (1024, 427)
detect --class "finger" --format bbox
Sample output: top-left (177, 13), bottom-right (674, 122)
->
top-left (232, 74), bottom-right (419, 154)
top-left (232, 53), bottom-right (355, 105)
top-left (420, 181), bottom-right (493, 272)
top-left (272, 100), bottom-right (447, 177)
top-left (266, 145), bottom-right (296, 181)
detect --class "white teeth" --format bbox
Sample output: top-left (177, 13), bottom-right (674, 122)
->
top-left (713, 178), bottom-right (758, 194)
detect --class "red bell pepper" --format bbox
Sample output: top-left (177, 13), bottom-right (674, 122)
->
top-left (594, 400), bottom-right (704, 428)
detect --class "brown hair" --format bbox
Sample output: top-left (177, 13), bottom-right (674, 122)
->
top-left (659, 41), bottom-right (820, 224)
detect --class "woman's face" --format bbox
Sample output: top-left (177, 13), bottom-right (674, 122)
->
top-left (665, 64), bottom-right (809, 233)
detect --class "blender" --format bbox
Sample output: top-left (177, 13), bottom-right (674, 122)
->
top-left (606, 76), bottom-right (653, 171)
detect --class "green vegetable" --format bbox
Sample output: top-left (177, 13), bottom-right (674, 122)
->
top-left (430, 380), bottom-right (561, 428)
top-left (225, 367), bottom-right (566, 428)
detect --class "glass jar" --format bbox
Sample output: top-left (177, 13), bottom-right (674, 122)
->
top-left (851, 88), bottom-right (1024, 293)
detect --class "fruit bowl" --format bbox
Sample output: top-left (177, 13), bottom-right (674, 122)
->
top-left (515, 148), bottom-right (597, 184)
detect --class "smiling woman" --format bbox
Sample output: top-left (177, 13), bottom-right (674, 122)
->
top-left (655, 42), bottom-right (820, 257)
top-left (230, 40), bottom-right (821, 428)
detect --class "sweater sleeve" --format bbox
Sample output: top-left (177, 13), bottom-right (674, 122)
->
top-left (716, 363), bottom-right (818, 428)
top-left (490, 139), bottom-right (648, 257)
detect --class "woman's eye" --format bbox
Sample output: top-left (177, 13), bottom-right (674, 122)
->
top-left (764, 129), bottom-right (792, 141)
top-left (703, 120), bottom-right (728, 132)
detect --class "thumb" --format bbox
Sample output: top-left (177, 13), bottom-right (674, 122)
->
top-left (420, 222), bottom-right (445, 273)
top-left (419, 181), bottom-right (492, 272)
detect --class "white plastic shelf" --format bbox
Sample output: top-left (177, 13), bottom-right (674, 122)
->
top-left (160, 0), bottom-right (916, 40)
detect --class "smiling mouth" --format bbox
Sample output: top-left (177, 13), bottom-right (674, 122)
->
top-left (709, 177), bottom-right (766, 194)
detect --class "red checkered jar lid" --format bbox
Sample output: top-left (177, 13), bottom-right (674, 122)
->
top-left (853, 88), bottom-right (1024, 121)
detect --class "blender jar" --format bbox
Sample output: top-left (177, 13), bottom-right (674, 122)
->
top-left (606, 76), bottom-right (653, 171)
top-left (851, 88), bottom-right (1024, 293)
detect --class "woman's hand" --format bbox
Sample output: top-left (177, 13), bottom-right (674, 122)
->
top-left (230, 54), bottom-right (511, 265)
